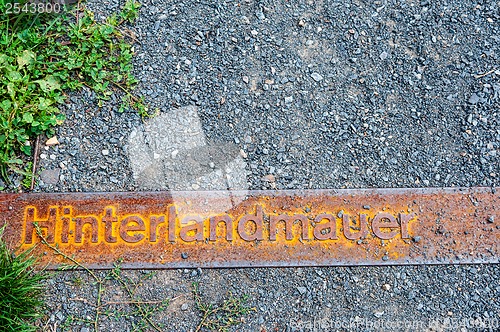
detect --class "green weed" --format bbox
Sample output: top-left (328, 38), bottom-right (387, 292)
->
top-left (0, 0), bottom-right (146, 186)
top-left (34, 225), bottom-right (169, 331)
top-left (0, 225), bottom-right (46, 331)
top-left (193, 282), bottom-right (255, 332)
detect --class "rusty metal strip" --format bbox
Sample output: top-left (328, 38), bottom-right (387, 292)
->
top-left (0, 187), bottom-right (498, 269)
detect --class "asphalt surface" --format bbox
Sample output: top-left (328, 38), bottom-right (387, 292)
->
top-left (34, 0), bottom-right (499, 331)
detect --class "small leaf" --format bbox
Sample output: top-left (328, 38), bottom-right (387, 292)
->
top-left (17, 50), bottom-right (35, 68)
top-left (55, 114), bottom-right (65, 125)
top-left (6, 158), bottom-right (23, 165)
top-left (7, 83), bottom-right (16, 98)
top-left (23, 113), bottom-right (34, 123)
top-left (21, 145), bottom-right (31, 155)
top-left (38, 97), bottom-right (53, 110)
top-left (7, 70), bottom-right (23, 82)
top-left (0, 100), bottom-right (11, 111)
top-left (34, 75), bottom-right (61, 92)
top-left (0, 53), bottom-right (12, 66)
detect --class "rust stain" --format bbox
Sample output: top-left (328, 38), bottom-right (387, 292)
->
top-left (0, 188), bottom-right (498, 269)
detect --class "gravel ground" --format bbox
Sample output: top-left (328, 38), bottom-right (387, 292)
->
top-left (32, 0), bottom-right (499, 331)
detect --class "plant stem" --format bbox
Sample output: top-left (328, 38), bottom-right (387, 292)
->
top-left (30, 135), bottom-right (40, 191)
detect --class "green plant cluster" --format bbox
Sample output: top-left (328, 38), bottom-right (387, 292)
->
top-left (0, 0), bottom-right (144, 185)
top-left (0, 226), bottom-right (46, 331)
top-left (193, 282), bottom-right (255, 332)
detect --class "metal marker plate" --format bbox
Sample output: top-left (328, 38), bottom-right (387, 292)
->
top-left (0, 188), bottom-right (498, 269)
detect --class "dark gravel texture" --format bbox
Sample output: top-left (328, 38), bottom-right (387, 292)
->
top-left (32, 0), bottom-right (499, 331)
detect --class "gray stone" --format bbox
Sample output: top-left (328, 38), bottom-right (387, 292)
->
top-left (40, 168), bottom-right (61, 185)
top-left (469, 93), bottom-right (480, 104)
top-left (311, 72), bottom-right (323, 82)
top-left (297, 287), bottom-right (307, 295)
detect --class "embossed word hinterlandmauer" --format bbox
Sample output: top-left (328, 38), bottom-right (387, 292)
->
top-left (0, 188), bottom-right (498, 269)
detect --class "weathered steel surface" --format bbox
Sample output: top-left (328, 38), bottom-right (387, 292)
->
top-left (0, 187), bottom-right (498, 269)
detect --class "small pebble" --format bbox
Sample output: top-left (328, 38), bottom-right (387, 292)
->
top-left (468, 93), bottom-right (480, 105)
top-left (262, 174), bottom-right (275, 182)
top-left (311, 72), bottom-right (323, 82)
top-left (46, 136), bottom-right (59, 146)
